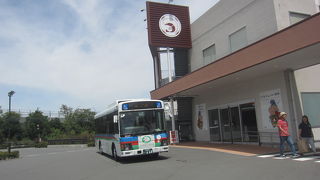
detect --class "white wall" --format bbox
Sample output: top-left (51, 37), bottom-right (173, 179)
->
top-left (189, 0), bottom-right (278, 71)
top-left (192, 71), bottom-right (294, 142)
top-left (189, 0), bottom-right (318, 72)
top-left (295, 64), bottom-right (320, 93)
top-left (273, 0), bottom-right (318, 30)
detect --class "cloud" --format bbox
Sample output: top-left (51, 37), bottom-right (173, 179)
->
top-left (0, 0), bottom-right (154, 110)
top-left (0, 0), bottom-right (220, 111)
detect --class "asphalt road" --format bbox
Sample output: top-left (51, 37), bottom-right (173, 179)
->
top-left (0, 145), bottom-right (319, 180)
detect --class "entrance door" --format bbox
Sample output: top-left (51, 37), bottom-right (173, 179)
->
top-left (230, 106), bottom-right (241, 142)
top-left (208, 109), bottom-right (221, 141)
top-left (240, 103), bottom-right (258, 142)
top-left (220, 108), bottom-right (231, 142)
top-left (220, 106), bottom-right (241, 143)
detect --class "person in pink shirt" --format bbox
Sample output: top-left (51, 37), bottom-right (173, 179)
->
top-left (277, 112), bottom-right (299, 158)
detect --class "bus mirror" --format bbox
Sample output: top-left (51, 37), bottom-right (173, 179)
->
top-left (164, 102), bottom-right (171, 111)
top-left (113, 115), bottom-right (118, 123)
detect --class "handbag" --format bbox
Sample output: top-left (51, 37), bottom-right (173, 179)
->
top-left (297, 139), bottom-right (308, 153)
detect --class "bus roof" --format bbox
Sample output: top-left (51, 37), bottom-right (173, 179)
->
top-left (94, 99), bottom-right (162, 119)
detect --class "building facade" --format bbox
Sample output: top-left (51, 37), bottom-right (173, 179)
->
top-left (148, 0), bottom-right (320, 146)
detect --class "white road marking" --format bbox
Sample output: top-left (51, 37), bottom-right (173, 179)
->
top-left (293, 157), bottom-right (317, 161)
top-left (273, 157), bottom-right (290, 160)
top-left (257, 154), bottom-right (277, 158)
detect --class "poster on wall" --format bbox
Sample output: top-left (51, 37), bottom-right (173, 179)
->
top-left (195, 104), bottom-right (208, 131)
top-left (259, 89), bottom-right (284, 129)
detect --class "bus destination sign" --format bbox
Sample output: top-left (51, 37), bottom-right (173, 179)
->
top-left (122, 101), bottom-right (162, 110)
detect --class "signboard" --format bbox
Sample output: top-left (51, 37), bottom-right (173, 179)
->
top-left (260, 89), bottom-right (283, 129)
top-left (146, 1), bottom-right (192, 48)
top-left (195, 104), bottom-right (208, 130)
top-left (169, 130), bottom-right (179, 144)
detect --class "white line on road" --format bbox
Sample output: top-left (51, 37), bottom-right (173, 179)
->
top-left (273, 157), bottom-right (290, 160)
top-left (293, 157), bottom-right (317, 161)
top-left (257, 154), bottom-right (277, 158)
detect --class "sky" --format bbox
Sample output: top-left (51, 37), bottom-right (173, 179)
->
top-left (0, 0), bottom-right (219, 113)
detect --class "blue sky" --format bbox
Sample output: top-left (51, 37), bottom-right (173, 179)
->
top-left (0, 0), bottom-right (219, 113)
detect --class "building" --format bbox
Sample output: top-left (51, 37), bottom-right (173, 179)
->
top-left (147, 0), bottom-right (320, 146)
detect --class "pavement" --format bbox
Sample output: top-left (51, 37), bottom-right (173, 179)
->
top-left (171, 142), bottom-right (280, 156)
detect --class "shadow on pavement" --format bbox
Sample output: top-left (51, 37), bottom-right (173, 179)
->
top-left (97, 151), bottom-right (169, 164)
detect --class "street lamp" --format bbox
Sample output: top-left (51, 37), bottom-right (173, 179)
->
top-left (8, 90), bottom-right (15, 113)
top-left (7, 90), bottom-right (15, 153)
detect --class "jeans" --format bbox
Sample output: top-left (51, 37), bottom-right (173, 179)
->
top-left (302, 137), bottom-right (317, 153)
top-left (280, 136), bottom-right (297, 155)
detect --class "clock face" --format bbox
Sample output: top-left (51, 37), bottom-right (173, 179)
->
top-left (159, 14), bottom-right (182, 38)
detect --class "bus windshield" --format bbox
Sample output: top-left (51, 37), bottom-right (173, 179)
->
top-left (119, 110), bottom-right (165, 136)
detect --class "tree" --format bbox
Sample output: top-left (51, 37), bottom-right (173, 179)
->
top-left (73, 108), bottom-right (95, 132)
top-left (58, 105), bottom-right (95, 137)
top-left (25, 110), bottom-right (49, 141)
top-left (0, 116), bottom-right (4, 143)
top-left (48, 118), bottom-right (64, 131)
top-left (1, 112), bottom-right (22, 141)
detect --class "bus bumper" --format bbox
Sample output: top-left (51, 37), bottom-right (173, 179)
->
top-left (120, 146), bottom-right (169, 157)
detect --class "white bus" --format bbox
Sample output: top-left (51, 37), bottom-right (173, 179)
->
top-left (94, 99), bottom-right (169, 160)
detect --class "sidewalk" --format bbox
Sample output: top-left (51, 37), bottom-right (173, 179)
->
top-left (170, 142), bottom-right (279, 156)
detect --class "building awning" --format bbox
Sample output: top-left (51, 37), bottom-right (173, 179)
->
top-left (150, 13), bottom-right (320, 100)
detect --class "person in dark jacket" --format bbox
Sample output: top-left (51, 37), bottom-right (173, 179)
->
top-left (299, 115), bottom-right (316, 153)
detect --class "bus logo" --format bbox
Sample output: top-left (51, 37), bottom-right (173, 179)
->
top-left (142, 136), bottom-right (152, 143)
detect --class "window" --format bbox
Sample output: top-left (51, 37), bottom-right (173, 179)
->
top-left (203, 44), bottom-right (216, 65)
top-left (229, 27), bottom-right (247, 53)
top-left (301, 92), bottom-right (320, 127)
top-left (289, 12), bottom-right (310, 25)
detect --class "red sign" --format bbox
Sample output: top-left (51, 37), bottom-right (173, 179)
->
top-left (169, 130), bottom-right (179, 144)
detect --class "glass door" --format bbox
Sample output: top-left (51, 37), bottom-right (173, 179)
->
top-left (240, 103), bottom-right (258, 142)
top-left (220, 108), bottom-right (231, 142)
top-left (219, 106), bottom-right (242, 143)
top-left (230, 106), bottom-right (241, 142)
top-left (208, 109), bottom-right (221, 141)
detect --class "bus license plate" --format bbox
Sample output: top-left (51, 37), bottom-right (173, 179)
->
top-left (143, 149), bottom-right (153, 154)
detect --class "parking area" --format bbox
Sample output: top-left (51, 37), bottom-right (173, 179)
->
top-left (0, 144), bottom-right (319, 180)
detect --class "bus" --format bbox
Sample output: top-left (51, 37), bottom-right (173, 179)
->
top-left (94, 99), bottom-right (169, 160)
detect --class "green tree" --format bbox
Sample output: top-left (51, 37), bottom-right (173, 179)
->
top-left (1, 112), bottom-right (22, 140)
top-left (0, 116), bottom-right (4, 143)
top-left (59, 105), bottom-right (95, 137)
top-left (73, 108), bottom-right (95, 132)
top-left (25, 110), bottom-right (49, 141)
top-left (48, 118), bottom-right (64, 130)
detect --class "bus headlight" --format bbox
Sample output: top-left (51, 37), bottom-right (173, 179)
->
top-left (121, 143), bottom-right (133, 151)
top-left (161, 139), bottom-right (168, 146)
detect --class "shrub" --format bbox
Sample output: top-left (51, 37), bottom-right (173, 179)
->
top-left (87, 141), bottom-right (95, 147)
top-left (35, 141), bottom-right (48, 148)
top-left (0, 151), bottom-right (19, 160)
